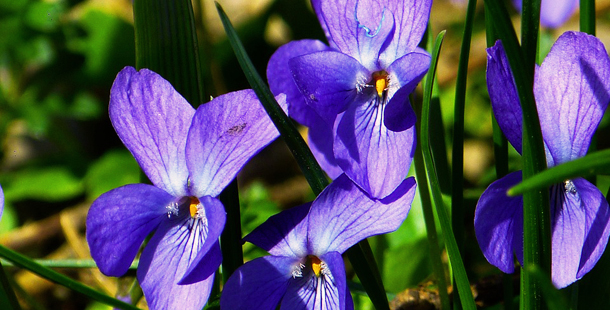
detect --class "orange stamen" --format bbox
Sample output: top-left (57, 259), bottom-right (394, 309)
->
top-left (189, 197), bottom-right (200, 218)
top-left (308, 255), bottom-right (322, 277)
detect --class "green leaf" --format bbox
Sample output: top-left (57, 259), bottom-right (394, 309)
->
top-left (0, 245), bottom-right (140, 310)
top-left (85, 150), bottom-right (140, 200)
top-left (6, 166), bottom-right (83, 202)
top-left (421, 30), bottom-right (476, 310)
top-left (133, 0), bottom-right (204, 106)
top-left (0, 261), bottom-right (21, 310)
top-left (508, 149), bottom-right (610, 196)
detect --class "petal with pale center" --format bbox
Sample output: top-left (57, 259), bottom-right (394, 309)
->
top-left (186, 90), bottom-right (285, 197)
top-left (334, 100), bottom-right (416, 198)
top-left (281, 251), bottom-right (347, 310)
top-left (109, 67), bottom-right (193, 197)
top-left (534, 31), bottom-right (610, 165)
top-left (137, 215), bottom-right (217, 310)
top-left (307, 174), bottom-right (416, 254)
top-left (86, 183), bottom-right (171, 277)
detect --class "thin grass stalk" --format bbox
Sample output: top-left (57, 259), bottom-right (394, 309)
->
top-left (421, 30), bottom-right (476, 310)
top-left (219, 180), bottom-right (243, 282)
top-left (451, 0), bottom-right (477, 307)
top-left (413, 98), bottom-right (451, 310)
top-left (580, 0), bottom-right (596, 35)
top-left (0, 261), bottom-right (21, 310)
top-left (0, 245), bottom-right (140, 310)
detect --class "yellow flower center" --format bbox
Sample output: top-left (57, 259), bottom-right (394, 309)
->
top-left (189, 197), bottom-right (201, 218)
top-left (308, 255), bottom-right (323, 277)
top-left (372, 71), bottom-right (389, 97)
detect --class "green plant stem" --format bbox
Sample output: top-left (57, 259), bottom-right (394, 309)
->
top-left (219, 180), bottom-right (244, 283)
top-left (0, 245), bottom-right (140, 310)
top-left (421, 30), bottom-right (475, 310)
top-left (580, 0), bottom-right (596, 35)
top-left (0, 260), bottom-right (21, 310)
top-left (413, 101), bottom-right (450, 310)
top-left (451, 0), bottom-right (477, 307)
top-left (133, 0), bottom-right (204, 106)
top-left (1, 259), bottom-right (138, 269)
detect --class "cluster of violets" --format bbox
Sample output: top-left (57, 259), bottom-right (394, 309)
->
top-left (79, 0), bottom-right (610, 310)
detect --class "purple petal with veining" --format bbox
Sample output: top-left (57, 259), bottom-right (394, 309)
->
top-left (109, 67), bottom-right (193, 197)
top-left (186, 90), bottom-right (285, 197)
top-left (221, 255), bottom-right (294, 310)
top-left (245, 202), bottom-right (311, 257)
top-left (86, 184), bottom-right (170, 277)
top-left (289, 50), bottom-right (369, 125)
top-left (334, 100), bottom-right (416, 198)
top-left (267, 39), bottom-right (331, 126)
top-left (534, 31), bottom-right (610, 165)
top-left (307, 174), bottom-right (416, 254)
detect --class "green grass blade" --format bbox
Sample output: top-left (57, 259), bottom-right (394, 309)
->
top-left (0, 259), bottom-right (138, 269)
top-left (133, 0), bottom-right (204, 106)
top-left (0, 261), bottom-right (21, 310)
top-left (451, 1), bottom-right (477, 307)
top-left (421, 30), bottom-right (476, 310)
top-left (580, 0), bottom-right (596, 35)
top-left (219, 180), bottom-right (244, 282)
top-left (508, 149), bottom-right (610, 196)
top-left (0, 245), bottom-right (140, 310)
top-left (413, 100), bottom-right (451, 310)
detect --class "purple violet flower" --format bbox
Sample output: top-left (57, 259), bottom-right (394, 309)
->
top-left (220, 174), bottom-right (416, 309)
top-left (86, 67), bottom-right (286, 309)
top-left (267, 0), bottom-right (431, 198)
top-left (513, 0), bottom-right (577, 29)
top-left (475, 31), bottom-right (610, 288)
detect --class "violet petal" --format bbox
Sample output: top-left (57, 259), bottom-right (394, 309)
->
top-left (334, 101), bottom-right (416, 198)
top-left (574, 178), bottom-right (610, 280)
top-left (535, 31), bottom-right (610, 164)
top-left (179, 196), bottom-right (226, 284)
top-left (86, 184), bottom-right (170, 277)
top-left (378, 0), bottom-right (432, 67)
top-left (137, 218), bottom-right (215, 310)
top-left (109, 67), bottom-right (193, 197)
top-left (319, 0), bottom-right (394, 71)
top-left (474, 171), bottom-right (524, 274)
top-left (308, 119), bottom-right (343, 179)
top-left (307, 174), bottom-right (416, 254)
top-left (220, 256), bottom-right (294, 310)
top-left (186, 90), bottom-right (285, 197)
top-left (244, 202), bottom-right (311, 257)
top-left (486, 41), bottom-right (523, 154)
top-left (281, 252), bottom-right (344, 310)
top-left (384, 51), bottom-right (430, 131)
top-left (289, 50), bottom-right (369, 125)
top-left (267, 39), bottom-right (330, 126)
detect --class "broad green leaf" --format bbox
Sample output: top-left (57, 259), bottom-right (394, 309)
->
top-left (85, 150), bottom-right (140, 200)
top-left (6, 166), bottom-right (83, 202)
